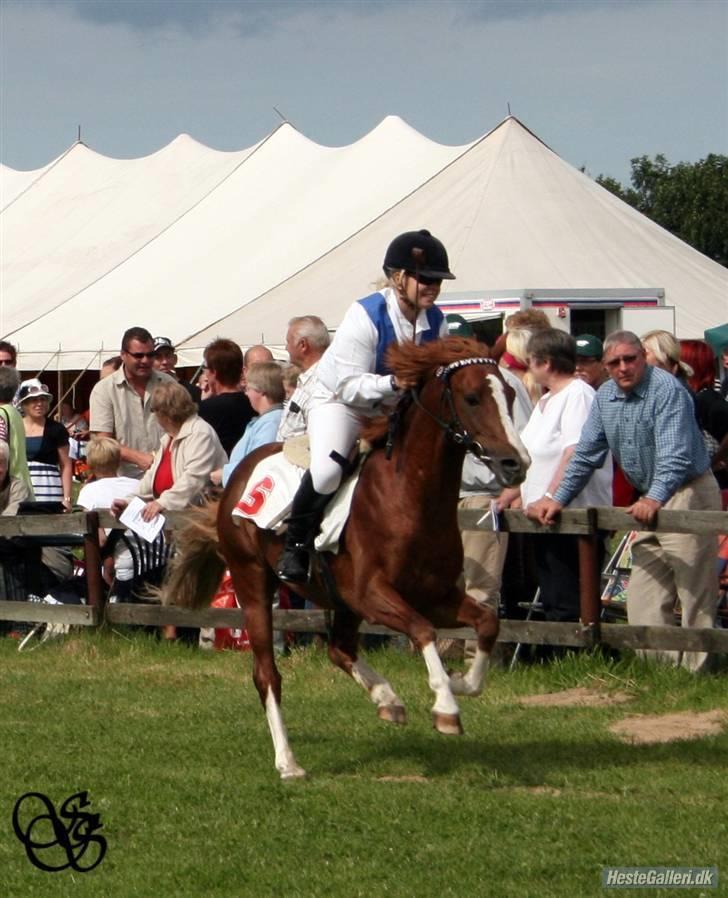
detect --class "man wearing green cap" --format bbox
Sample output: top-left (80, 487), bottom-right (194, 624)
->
top-left (574, 334), bottom-right (607, 391)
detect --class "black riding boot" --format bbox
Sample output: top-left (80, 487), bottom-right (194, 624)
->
top-left (275, 471), bottom-right (334, 584)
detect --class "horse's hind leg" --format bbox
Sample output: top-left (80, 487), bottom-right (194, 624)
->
top-left (227, 558), bottom-right (306, 780)
top-left (327, 604), bottom-right (407, 725)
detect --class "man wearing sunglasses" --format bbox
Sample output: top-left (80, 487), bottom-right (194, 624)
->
top-left (90, 327), bottom-right (174, 478)
top-left (527, 329), bottom-right (720, 672)
top-left (0, 341), bottom-right (17, 368)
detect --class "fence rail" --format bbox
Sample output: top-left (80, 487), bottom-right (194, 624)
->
top-left (1, 507), bottom-right (726, 654)
top-left (2, 506), bottom-right (725, 539)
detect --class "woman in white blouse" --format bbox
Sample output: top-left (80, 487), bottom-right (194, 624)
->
top-left (498, 329), bottom-right (612, 622)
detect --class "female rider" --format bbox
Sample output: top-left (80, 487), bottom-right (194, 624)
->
top-left (276, 229), bottom-right (454, 584)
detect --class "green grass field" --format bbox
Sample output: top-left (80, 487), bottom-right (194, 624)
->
top-left (1, 632), bottom-right (726, 898)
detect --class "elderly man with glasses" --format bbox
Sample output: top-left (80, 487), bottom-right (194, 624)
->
top-left (89, 327), bottom-right (174, 478)
top-left (527, 330), bottom-right (721, 673)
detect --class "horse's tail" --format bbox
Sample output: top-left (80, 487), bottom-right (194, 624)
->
top-left (160, 499), bottom-right (225, 610)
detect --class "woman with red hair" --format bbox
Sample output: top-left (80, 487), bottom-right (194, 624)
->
top-left (680, 339), bottom-right (728, 489)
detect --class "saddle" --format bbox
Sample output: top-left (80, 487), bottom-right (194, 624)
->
top-left (232, 438), bottom-right (368, 554)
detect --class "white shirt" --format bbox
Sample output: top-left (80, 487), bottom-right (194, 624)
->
top-left (77, 476), bottom-right (141, 515)
top-left (315, 288), bottom-right (449, 411)
top-left (77, 475), bottom-right (140, 581)
top-left (520, 378), bottom-right (612, 509)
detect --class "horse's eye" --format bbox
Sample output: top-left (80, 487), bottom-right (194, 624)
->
top-left (464, 393), bottom-right (479, 406)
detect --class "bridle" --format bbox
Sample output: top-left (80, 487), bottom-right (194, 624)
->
top-left (402, 356), bottom-right (500, 462)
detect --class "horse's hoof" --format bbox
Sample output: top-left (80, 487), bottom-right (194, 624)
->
top-left (432, 711), bottom-right (464, 735)
top-left (378, 704), bottom-right (407, 726)
top-left (280, 765), bottom-right (307, 781)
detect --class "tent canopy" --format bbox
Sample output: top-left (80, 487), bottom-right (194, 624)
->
top-left (2, 116), bottom-right (726, 370)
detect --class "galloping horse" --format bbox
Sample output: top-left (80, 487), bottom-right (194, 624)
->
top-left (164, 338), bottom-right (529, 778)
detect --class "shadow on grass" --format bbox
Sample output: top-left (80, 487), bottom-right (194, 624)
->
top-left (312, 725), bottom-right (725, 783)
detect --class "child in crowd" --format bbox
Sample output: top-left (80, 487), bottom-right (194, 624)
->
top-left (76, 437), bottom-right (139, 588)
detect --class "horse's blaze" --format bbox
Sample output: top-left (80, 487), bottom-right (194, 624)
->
top-left (485, 373), bottom-right (531, 474)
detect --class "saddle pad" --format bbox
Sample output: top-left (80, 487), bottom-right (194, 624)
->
top-left (232, 452), bottom-right (362, 554)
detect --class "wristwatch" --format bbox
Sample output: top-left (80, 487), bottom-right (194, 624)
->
top-left (390, 375), bottom-right (400, 392)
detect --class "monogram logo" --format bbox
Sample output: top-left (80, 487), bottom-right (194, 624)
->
top-left (12, 791), bottom-right (107, 873)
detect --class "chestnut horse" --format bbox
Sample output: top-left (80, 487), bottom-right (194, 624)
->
top-left (164, 338), bottom-right (529, 778)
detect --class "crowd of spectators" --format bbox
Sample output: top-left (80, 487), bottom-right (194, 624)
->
top-left (0, 313), bottom-right (726, 666)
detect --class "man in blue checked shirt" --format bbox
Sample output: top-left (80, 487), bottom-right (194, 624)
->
top-left (528, 330), bottom-right (721, 672)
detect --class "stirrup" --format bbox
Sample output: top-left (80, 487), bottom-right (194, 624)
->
top-left (275, 544), bottom-right (311, 585)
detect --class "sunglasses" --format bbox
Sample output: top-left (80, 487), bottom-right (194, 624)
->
top-left (125, 351), bottom-right (155, 360)
top-left (20, 384), bottom-right (50, 400)
top-left (0, 359), bottom-right (15, 367)
top-left (604, 354), bottom-right (639, 369)
top-left (409, 272), bottom-right (443, 287)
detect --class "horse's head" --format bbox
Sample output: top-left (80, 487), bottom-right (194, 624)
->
top-left (387, 338), bottom-right (530, 487)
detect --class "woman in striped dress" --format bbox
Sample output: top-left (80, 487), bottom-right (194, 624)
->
top-left (17, 379), bottom-right (73, 510)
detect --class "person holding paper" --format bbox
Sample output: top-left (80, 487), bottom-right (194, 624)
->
top-left (113, 381), bottom-right (227, 522)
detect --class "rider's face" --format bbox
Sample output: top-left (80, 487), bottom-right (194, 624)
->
top-left (403, 272), bottom-right (442, 309)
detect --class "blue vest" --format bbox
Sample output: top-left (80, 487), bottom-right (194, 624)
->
top-left (358, 292), bottom-right (444, 375)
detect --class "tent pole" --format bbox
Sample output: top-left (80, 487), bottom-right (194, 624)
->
top-left (51, 350), bottom-right (100, 418)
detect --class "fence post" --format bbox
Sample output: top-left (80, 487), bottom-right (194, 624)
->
top-left (84, 511), bottom-right (105, 622)
top-left (577, 508), bottom-right (601, 643)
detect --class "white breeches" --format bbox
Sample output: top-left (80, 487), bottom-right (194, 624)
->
top-left (308, 398), bottom-right (363, 494)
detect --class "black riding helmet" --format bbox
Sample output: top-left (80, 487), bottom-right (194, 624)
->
top-left (383, 229), bottom-right (456, 280)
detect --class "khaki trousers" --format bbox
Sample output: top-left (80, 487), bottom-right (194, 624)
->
top-left (627, 471), bottom-right (721, 673)
top-left (438, 495), bottom-right (509, 661)
top-left (458, 494), bottom-right (510, 613)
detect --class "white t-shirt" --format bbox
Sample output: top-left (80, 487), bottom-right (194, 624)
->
top-left (520, 378), bottom-right (612, 509)
top-left (77, 476), bottom-right (139, 580)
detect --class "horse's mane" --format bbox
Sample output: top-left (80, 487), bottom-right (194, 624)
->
top-left (361, 337), bottom-right (492, 444)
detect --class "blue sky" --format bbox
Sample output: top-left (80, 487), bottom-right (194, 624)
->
top-left (1, 0), bottom-right (726, 183)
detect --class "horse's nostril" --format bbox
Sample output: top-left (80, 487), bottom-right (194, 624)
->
top-left (502, 458), bottom-right (521, 471)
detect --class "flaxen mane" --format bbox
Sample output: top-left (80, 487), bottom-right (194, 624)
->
top-left (361, 337), bottom-right (493, 443)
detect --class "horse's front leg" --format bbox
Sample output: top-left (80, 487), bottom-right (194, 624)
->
top-left (327, 604), bottom-right (407, 725)
top-left (349, 576), bottom-right (463, 735)
top-left (440, 590), bottom-right (499, 698)
top-left (421, 642), bottom-right (464, 734)
top-left (228, 559), bottom-right (306, 780)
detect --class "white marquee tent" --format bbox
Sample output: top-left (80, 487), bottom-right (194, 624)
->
top-left (1, 116), bottom-right (726, 371)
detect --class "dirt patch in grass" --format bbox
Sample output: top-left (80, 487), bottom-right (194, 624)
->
top-left (609, 710), bottom-right (727, 744)
top-left (519, 687), bottom-right (633, 708)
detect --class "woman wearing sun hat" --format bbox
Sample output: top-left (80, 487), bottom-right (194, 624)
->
top-left (16, 379), bottom-right (73, 510)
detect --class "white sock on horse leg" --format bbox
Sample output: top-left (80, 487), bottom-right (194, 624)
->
top-left (265, 689), bottom-right (305, 779)
top-left (455, 648), bottom-right (490, 696)
top-left (422, 642), bottom-right (460, 716)
top-left (350, 657), bottom-right (403, 709)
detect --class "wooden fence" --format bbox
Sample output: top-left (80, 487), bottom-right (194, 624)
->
top-left (1, 507), bottom-right (727, 654)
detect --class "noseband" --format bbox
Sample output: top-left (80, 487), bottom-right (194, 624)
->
top-left (407, 357), bottom-right (500, 462)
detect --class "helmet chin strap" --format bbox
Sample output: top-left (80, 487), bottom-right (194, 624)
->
top-left (409, 247), bottom-right (425, 344)
top-left (394, 273), bottom-right (419, 328)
